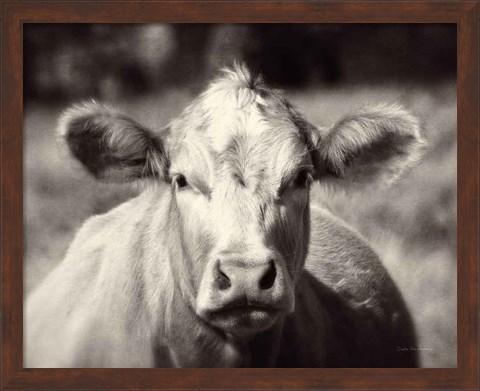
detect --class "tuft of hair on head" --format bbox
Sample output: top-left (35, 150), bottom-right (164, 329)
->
top-left (215, 61), bottom-right (265, 91)
top-left (196, 62), bottom-right (269, 112)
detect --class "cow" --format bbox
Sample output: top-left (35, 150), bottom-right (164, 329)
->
top-left (25, 64), bottom-right (424, 368)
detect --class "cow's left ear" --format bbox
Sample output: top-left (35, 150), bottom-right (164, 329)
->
top-left (58, 102), bottom-right (169, 182)
top-left (311, 104), bottom-right (426, 188)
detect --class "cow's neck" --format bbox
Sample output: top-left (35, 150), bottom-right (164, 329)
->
top-left (162, 287), bottom-right (286, 367)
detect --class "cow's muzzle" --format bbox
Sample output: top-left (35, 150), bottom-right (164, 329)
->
top-left (196, 253), bottom-right (294, 338)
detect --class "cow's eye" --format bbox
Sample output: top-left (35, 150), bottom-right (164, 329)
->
top-left (174, 174), bottom-right (189, 189)
top-left (294, 169), bottom-right (313, 188)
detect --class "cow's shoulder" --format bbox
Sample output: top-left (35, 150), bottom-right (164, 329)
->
top-left (303, 205), bottom-right (417, 366)
top-left (306, 204), bottom-right (403, 317)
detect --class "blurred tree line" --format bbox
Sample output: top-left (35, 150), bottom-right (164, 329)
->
top-left (24, 24), bottom-right (456, 102)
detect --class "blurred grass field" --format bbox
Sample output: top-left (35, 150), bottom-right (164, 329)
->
top-left (24, 81), bottom-right (456, 368)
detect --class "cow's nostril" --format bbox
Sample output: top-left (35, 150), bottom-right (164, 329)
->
top-left (259, 260), bottom-right (277, 290)
top-left (216, 266), bottom-right (231, 290)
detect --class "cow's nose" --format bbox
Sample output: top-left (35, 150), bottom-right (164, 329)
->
top-left (215, 258), bottom-right (277, 293)
top-left (196, 252), bottom-right (294, 323)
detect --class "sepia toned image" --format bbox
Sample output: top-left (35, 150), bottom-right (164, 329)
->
top-left (23, 24), bottom-right (456, 368)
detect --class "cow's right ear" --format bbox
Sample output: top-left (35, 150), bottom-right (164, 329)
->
top-left (58, 102), bottom-right (169, 182)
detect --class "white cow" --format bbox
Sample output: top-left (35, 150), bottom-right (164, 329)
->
top-left (25, 64), bottom-right (424, 368)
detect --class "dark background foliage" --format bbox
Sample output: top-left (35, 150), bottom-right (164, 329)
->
top-left (24, 24), bottom-right (455, 100)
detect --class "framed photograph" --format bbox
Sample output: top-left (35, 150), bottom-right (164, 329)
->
top-left (1, 0), bottom-right (478, 390)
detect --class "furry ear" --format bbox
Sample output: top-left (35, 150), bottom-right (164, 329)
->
top-left (312, 104), bottom-right (426, 188)
top-left (58, 102), bottom-right (169, 182)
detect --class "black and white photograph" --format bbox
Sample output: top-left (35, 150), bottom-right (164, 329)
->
top-left (23, 24), bottom-right (456, 368)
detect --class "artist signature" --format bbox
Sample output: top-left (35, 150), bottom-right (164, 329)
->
top-left (396, 346), bottom-right (434, 352)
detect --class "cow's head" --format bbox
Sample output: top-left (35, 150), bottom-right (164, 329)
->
top-left (59, 64), bottom-right (424, 340)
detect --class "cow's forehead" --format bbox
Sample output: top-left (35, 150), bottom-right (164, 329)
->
top-left (168, 66), bottom-right (310, 176)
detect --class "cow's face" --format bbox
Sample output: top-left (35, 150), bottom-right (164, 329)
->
top-left (166, 82), bottom-right (315, 337)
top-left (59, 64), bottom-right (425, 340)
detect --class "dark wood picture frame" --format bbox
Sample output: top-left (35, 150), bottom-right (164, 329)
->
top-left (1, 1), bottom-right (478, 390)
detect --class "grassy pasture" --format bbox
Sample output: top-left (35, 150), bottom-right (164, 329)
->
top-left (24, 81), bottom-right (456, 367)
